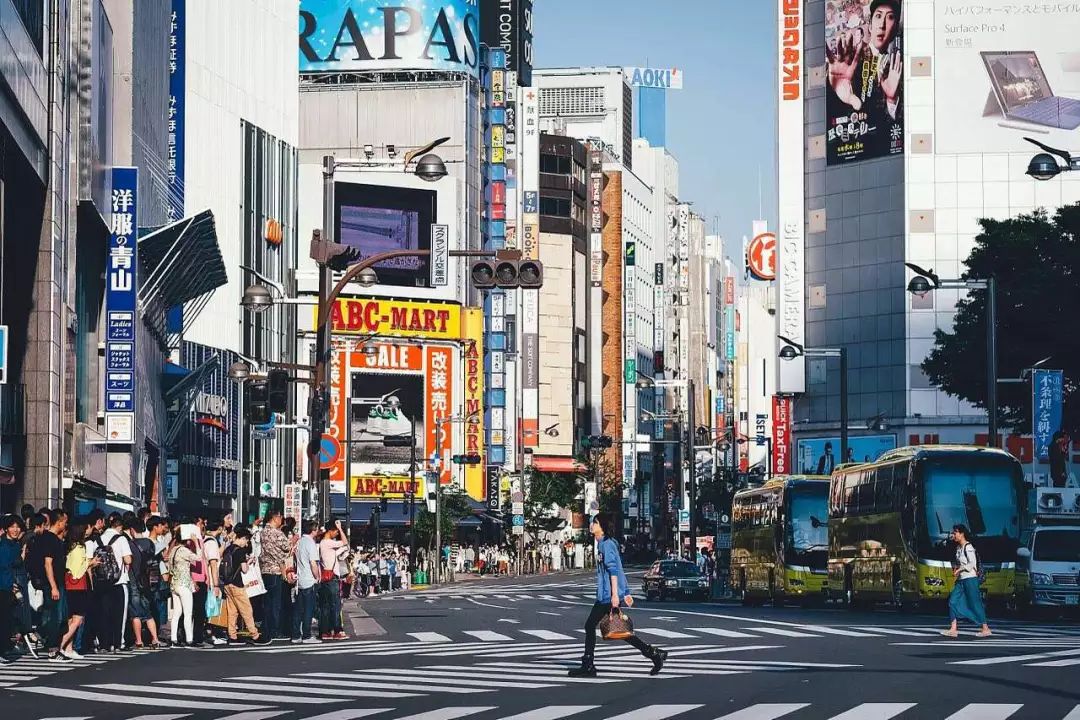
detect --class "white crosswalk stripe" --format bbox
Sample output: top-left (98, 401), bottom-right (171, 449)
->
top-left (409, 632), bottom-right (452, 643)
top-left (23, 700), bottom-right (1080, 720)
top-left (463, 630), bottom-right (513, 641)
top-left (520, 629), bottom-right (575, 641)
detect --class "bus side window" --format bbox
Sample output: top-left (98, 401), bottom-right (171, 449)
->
top-left (875, 465), bottom-right (894, 513)
top-left (843, 474), bottom-right (858, 516)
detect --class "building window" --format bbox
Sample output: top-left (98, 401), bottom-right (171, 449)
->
top-left (12, 0), bottom-right (43, 55)
top-left (539, 196), bottom-right (571, 217)
top-left (540, 154), bottom-right (572, 175)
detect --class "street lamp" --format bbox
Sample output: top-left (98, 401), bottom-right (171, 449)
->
top-left (228, 361), bottom-right (252, 382)
top-left (356, 267), bottom-right (379, 287)
top-left (778, 335), bottom-right (849, 463)
top-left (1024, 137), bottom-right (1080, 181)
top-left (905, 262), bottom-right (999, 448)
top-left (241, 284), bottom-right (274, 313)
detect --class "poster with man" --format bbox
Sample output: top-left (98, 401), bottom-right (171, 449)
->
top-left (825, 0), bottom-right (904, 164)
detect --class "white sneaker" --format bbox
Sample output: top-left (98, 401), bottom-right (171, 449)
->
top-left (61, 648), bottom-right (83, 660)
top-left (23, 636), bottom-right (38, 659)
top-left (367, 405), bottom-right (386, 436)
top-left (301, 637), bottom-right (321, 644)
top-left (384, 408), bottom-right (412, 438)
top-left (211, 636), bottom-right (227, 646)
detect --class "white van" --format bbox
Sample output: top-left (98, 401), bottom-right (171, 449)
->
top-left (1016, 524), bottom-right (1080, 610)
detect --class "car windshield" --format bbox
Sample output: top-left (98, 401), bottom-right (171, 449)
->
top-left (789, 485), bottom-right (829, 551)
top-left (1033, 530), bottom-right (1080, 562)
top-left (923, 461), bottom-right (1020, 544)
top-left (661, 562), bottom-right (699, 577)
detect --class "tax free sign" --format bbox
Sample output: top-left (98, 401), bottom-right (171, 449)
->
top-left (299, 0), bottom-right (480, 77)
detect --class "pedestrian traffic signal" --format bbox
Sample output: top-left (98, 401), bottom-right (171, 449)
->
top-left (245, 379), bottom-right (271, 425)
top-left (585, 435), bottom-right (613, 449)
top-left (451, 454), bottom-right (482, 465)
top-left (469, 258), bottom-right (544, 289)
top-left (267, 369), bottom-right (290, 413)
top-left (379, 497), bottom-right (388, 512)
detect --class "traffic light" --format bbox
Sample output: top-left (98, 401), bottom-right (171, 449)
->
top-left (469, 258), bottom-right (544, 289)
top-left (306, 387), bottom-right (327, 457)
top-left (245, 379), bottom-right (271, 425)
top-left (267, 369), bottom-right (289, 413)
top-left (451, 454), bottom-right (482, 465)
top-left (585, 435), bottom-right (613, 449)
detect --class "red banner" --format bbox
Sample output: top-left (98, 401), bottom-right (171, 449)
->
top-left (772, 395), bottom-right (792, 475)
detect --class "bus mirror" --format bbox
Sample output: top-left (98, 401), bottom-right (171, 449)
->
top-left (810, 515), bottom-right (825, 529)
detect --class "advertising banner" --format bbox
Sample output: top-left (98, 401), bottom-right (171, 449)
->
top-left (747, 231), bottom-right (777, 281)
top-left (480, 0), bottom-right (533, 86)
top-left (463, 308), bottom-right (485, 500)
top-left (299, 0), bottom-right (480, 77)
top-left (350, 474), bottom-right (422, 500)
top-left (796, 434), bottom-right (897, 475)
top-left (326, 297), bottom-right (461, 339)
top-left (935, 1), bottom-right (1080, 154)
top-left (105, 168), bottom-right (139, 443)
top-left (426, 345), bottom-right (455, 485)
top-left (824, 0), bottom-right (904, 164)
top-left (777, 0), bottom-right (806, 394)
top-left (167, 0), bottom-right (185, 222)
top-left (1032, 369), bottom-right (1064, 463)
top-left (335, 182), bottom-right (438, 287)
top-left (772, 395), bottom-right (792, 475)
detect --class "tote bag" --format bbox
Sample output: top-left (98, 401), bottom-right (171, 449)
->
top-left (242, 558), bottom-right (266, 598)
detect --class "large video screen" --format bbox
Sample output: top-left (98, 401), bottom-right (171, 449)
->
top-left (335, 183), bottom-right (437, 288)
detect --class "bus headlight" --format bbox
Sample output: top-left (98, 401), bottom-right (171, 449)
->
top-left (924, 577), bottom-right (945, 587)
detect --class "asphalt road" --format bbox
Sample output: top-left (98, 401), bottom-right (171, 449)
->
top-left (6, 569), bottom-right (1080, 720)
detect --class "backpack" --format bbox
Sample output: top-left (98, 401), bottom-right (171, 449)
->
top-left (218, 548), bottom-right (241, 588)
top-left (965, 543), bottom-right (986, 584)
top-left (132, 538), bottom-right (158, 588)
top-left (92, 536), bottom-right (122, 585)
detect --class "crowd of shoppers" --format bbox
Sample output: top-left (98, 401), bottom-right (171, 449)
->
top-left (0, 506), bottom-right (383, 661)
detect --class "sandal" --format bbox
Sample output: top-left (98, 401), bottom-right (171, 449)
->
top-left (940, 629), bottom-right (959, 638)
top-left (976, 630), bottom-right (992, 638)
top-left (150, 642), bottom-right (160, 650)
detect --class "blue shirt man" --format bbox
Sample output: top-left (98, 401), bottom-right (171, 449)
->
top-left (568, 513), bottom-right (667, 678)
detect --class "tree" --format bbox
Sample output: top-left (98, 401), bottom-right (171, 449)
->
top-left (520, 469), bottom-right (582, 535)
top-left (921, 204), bottom-right (1080, 435)
top-left (414, 486), bottom-right (474, 550)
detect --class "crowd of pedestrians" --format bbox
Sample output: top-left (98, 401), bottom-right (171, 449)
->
top-left (0, 506), bottom-right (382, 662)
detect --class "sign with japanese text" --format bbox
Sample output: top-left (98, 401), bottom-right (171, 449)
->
top-left (747, 232), bottom-right (777, 281)
top-left (105, 167), bottom-right (138, 443)
top-left (772, 395), bottom-right (792, 475)
top-left (1032, 369), bottom-right (1064, 463)
top-left (425, 345), bottom-right (455, 486)
top-left (167, 0), bottom-right (185, 221)
top-left (284, 483), bottom-right (302, 521)
top-left (430, 224), bottom-right (449, 287)
top-left (463, 309), bottom-right (485, 500)
top-left (778, 0), bottom-right (805, 394)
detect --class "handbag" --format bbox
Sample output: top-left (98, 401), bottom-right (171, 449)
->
top-left (64, 570), bottom-right (88, 592)
top-left (204, 589), bottom-right (222, 618)
top-left (241, 559), bottom-right (266, 598)
top-left (320, 569), bottom-right (336, 583)
top-left (598, 607), bottom-right (635, 640)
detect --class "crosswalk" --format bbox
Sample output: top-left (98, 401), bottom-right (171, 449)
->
top-left (0, 651), bottom-right (135, 689)
top-left (29, 700), bottom-right (1080, 720)
top-left (15, 656), bottom-right (860, 717)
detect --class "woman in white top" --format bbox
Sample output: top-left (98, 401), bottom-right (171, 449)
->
top-left (942, 524), bottom-right (991, 638)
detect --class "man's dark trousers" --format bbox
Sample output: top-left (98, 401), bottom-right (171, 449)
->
top-left (581, 601), bottom-right (655, 664)
top-left (262, 574), bottom-right (283, 638)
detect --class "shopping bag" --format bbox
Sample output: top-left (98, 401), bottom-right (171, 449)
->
top-left (598, 608), bottom-right (634, 640)
top-left (204, 589), bottom-right (222, 618)
top-left (242, 559), bottom-right (266, 598)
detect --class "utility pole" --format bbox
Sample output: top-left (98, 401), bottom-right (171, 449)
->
top-left (687, 378), bottom-right (697, 559)
top-left (310, 156), bottom-right (335, 524)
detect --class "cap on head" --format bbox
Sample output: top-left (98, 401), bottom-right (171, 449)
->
top-left (870, 0), bottom-right (901, 16)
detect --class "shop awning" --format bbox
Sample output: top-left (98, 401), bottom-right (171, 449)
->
top-left (139, 210), bottom-right (227, 310)
top-left (531, 456), bottom-right (588, 474)
top-left (163, 354), bottom-right (220, 447)
top-left (350, 500), bottom-right (418, 527)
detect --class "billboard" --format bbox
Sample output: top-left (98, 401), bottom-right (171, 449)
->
top-left (104, 168), bottom-right (138, 444)
top-left (824, 0), bottom-right (904, 164)
top-left (623, 67), bottom-right (684, 90)
top-left (772, 395), bottom-right (792, 475)
top-left (480, 0), bottom-right (533, 86)
top-left (935, 1), bottom-right (1080, 154)
top-left (1032, 369), bottom-right (1064, 464)
top-left (299, 0), bottom-right (480, 77)
top-left (777, 0), bottom-right (805, 393)
top-left (326, 297), bottom-right (462, 339)
top-left (335, 182), bottom-right (437, 288)
top-left (463, 308), bottom-right (485, 500)
top-left (747, 231), bottom-right (777, 281)
top-left (796, 434), bottom-right (897, 475)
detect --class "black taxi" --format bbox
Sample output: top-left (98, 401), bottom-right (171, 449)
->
top-left (642, 560), bottom-right (710, 602)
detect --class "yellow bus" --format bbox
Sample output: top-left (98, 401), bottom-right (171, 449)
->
top-left (731, 476), bottom-right (830, 606)
top-left (827, 445), bottom-right (1025, 610)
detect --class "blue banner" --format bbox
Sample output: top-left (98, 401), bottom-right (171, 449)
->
top-left (167, 0), bottom-right (185, 221)
top-left (105, 167), bottom-right (139, 443)
top-left (1033, 369), bottom-right (1064, 463)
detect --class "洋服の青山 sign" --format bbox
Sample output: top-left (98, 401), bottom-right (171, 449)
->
top-left (299, 0), bottom-right (479, 77)
top-left (326, 298), bottom-right (462, 339)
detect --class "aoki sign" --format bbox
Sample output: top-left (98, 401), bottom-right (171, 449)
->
top-left (299, 0), bottom-right (480, 77)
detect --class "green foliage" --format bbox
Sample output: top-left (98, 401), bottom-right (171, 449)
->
top-left (415, 486), bottom-right (474, 549)
top-left (921, 205), bottom-right (1080, 434)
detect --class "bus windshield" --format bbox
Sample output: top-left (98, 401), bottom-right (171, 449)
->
top-left (1033, 530), bottom-right (1080, 562)
top-left (789, 486), bottom-right (829, 551)
top-left (923, 461), bottom-right (1020, 555)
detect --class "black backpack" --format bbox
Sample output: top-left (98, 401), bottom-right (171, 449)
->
top-left (965, 543), bottom-right (986, 584)
top-left (92, 536), bottom-right (122, 585)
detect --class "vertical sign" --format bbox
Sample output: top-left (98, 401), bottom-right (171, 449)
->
top-left (167, 0), bottom-right (185, 221)
top-left (589, 169), bottom-right (603, 288)
top-left (328, 348), bottom-right (348, 492)
top-left (520, 85), bottom-right (540, 447)
top-left (105, 167), bottom-right (138, 443)
top-left (1032, 370), bottom-right (1064, 463)
top-left (430, 224), bottom-right (449, 286)
top-left (724, 276), bottom-right (736, 362)
top-left (284, 483), bottom-right (302, 521)
top-left (772, 395), bottom-right (792, 475)
top-left (777, 0), bottom-right (805, 393)
top-left (425, 345), bottom-right (455, 486)
top-left (463, 309), bottom-right (486, 500)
